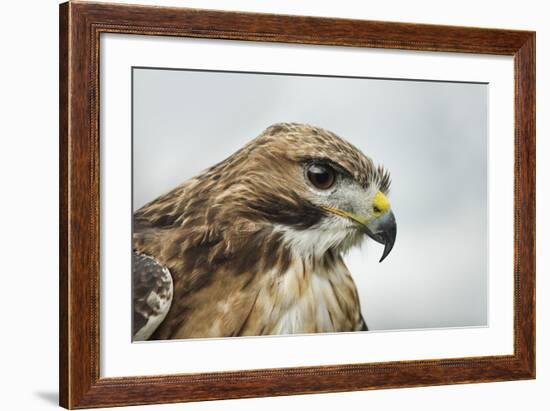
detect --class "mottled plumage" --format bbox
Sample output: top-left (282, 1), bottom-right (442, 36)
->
top-left (133, 123), bottom-right (395, 340)
top-left (132, 253), bottom-right (173, 340)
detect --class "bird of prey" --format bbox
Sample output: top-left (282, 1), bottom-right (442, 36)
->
top-left (133, 123), bottom-right (396, 341)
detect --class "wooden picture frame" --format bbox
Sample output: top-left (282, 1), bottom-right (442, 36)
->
top-left (59, 1), bottom-right (535, 408)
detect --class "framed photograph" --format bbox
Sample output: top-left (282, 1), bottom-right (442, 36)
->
top-left (59, 1), bottom-right (535, 408)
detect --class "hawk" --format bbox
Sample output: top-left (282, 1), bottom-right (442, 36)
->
top-left (133, 123), bottom-right (396, 340)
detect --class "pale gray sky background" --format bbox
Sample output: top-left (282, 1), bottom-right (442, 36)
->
top-left (133, 67), bottom-right (487, 331)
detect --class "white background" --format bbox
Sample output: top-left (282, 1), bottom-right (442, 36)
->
top-left (0, 0), bottom-right (547, 410)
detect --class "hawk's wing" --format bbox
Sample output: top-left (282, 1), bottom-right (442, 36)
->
top-left (132, 253), bottom-right (173, 341)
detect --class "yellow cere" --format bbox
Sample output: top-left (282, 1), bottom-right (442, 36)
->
top-left (372, 191), bottom-right (391, 215)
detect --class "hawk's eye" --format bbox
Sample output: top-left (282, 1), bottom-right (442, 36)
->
top-left (307, 163), bottom-right (336, 190)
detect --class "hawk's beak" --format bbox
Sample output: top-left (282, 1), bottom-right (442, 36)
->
top-left (322, 191), bottom-right (397, 263)
top-left (363, 209), bottom-right (396, 263)
top-left (363, 191), bottom-right (396, 262)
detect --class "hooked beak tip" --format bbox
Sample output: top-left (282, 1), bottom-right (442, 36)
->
top-left (378, 240), bottom-right (395, 263)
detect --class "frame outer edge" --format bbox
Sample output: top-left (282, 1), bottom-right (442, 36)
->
top-left (515, 33), bottom-right (536, 377)
top-left (62, 1), bottom-right (99, 408)
top-left (59, 1), bottom-right (70, 408)
top-left (60, 2), bottom-right (536, 408)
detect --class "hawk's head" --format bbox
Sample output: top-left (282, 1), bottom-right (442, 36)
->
top-left (203, 123), bottom-right (397, 262)
top-left (136, 123), bottom-right (396, 266)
